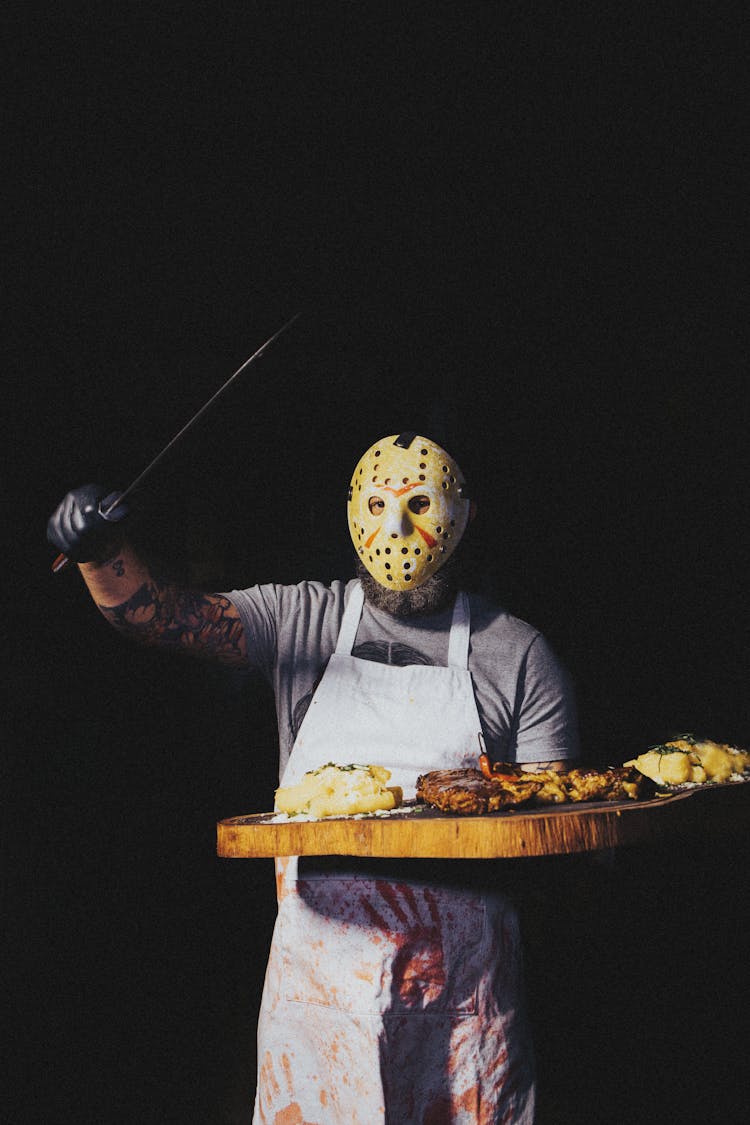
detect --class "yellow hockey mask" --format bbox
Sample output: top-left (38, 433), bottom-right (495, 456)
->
top-left (347, 432), bottom-right (471, 590)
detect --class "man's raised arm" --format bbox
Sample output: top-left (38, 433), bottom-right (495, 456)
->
top-left (47, 484), bottom-right (247, 667)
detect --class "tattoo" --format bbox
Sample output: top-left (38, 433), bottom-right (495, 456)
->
top-left (98, 579), bottom-right (247, 666)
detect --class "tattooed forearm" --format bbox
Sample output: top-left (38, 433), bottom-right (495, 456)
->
top-left (97, 578), bottom-right (247, 666)
top-left (78, 545), bottom-right (247, 665)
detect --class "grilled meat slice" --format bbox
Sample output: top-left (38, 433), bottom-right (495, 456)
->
top-left (562, 766), bottom-right (645, 802)
top-left (416, 765), bottom-right (646, 814)
top-left (416, 768), bottom-right (542, 815)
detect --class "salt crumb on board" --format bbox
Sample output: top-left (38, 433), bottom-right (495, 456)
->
top-left (265, 805), bottom-right (425, 823)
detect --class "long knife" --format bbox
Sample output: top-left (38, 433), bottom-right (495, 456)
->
top-left (52, 311), bottom-right (302, 572)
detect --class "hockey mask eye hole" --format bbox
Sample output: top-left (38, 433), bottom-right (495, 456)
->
top-left (408, 495), bottom-right (430, 515)
top-left (368, 496), bottom-right (385, 515)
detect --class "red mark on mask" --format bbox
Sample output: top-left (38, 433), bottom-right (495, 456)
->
top-left (416, 526), bottom-right (437, 548)
top-left (382, 482), bottom-right (421, 497)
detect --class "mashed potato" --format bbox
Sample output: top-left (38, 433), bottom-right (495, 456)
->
top-left (624, 737), bottom-right (750, 787)
top-left (274, 762), bottom-right (403, 818)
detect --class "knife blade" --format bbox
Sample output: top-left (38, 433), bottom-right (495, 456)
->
top-left (52, 311), bottom-right (302, 572)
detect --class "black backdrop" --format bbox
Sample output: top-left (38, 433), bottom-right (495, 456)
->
top-left (6, 6), bottom-right (749, 1123)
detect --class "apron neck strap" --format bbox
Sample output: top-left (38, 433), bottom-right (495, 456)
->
top-left (336, 583), bottom-right (471, 669)
top-left (447, 591), bottom-right (471, 668)
top-left (335, 582), bottom-right (365, 653)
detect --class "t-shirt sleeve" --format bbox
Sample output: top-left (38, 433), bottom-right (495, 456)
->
top-left (222, 579), bottom-right (347, 682)
top-left (512, 634), bottom-right (580, 764)
top-left (222, 583), bottom-right (280, 680)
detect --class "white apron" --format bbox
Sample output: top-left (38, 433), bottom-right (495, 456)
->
top-left (254, 584), bottom-right (536, 1124)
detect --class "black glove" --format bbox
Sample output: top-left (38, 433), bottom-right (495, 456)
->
top-left (47, 484), bottom-right (130, 563)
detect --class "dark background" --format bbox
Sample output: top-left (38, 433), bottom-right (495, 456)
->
top-left (6, 5), bottom-right (748, 1123)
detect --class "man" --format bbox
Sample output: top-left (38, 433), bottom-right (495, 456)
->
top-left (48, 430), bottom-right (580, 1123)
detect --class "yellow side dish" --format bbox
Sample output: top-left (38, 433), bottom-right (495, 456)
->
top-left (274, 762), bottom-right (403, 818)
top-left (624, 737), bottom-right (750, 787)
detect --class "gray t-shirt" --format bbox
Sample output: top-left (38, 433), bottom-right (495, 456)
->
top-left (225, 579), bottom-right (580, 781)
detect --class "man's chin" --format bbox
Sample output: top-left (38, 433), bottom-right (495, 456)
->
top-left (356, 560), bottom-right (458, 617)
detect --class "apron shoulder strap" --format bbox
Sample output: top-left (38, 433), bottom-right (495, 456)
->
top-left (447, 590), bottom-right (471, 669)
top-left (336, 583), bottom-right (471, 668)
top-left (335, 581), bottom-right (365, 653)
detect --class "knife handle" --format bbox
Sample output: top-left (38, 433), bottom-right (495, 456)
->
top-left (50, 491), bottom-right (125, 574)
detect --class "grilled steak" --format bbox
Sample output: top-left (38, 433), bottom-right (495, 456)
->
top-left (561, 766), bottom-right (645, 802)
top-left (416, 765), bottom-right (646, 815)
top-left (415, 768), bottom-right (543, 815)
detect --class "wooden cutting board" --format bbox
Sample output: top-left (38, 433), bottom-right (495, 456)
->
top-left (217, 781), bottom-right (749, 860)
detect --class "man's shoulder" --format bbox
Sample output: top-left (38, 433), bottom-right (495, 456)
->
top-left (225, 577), bottom-right (353, 620)
top-left (466, 591), bottom-right (542, 644)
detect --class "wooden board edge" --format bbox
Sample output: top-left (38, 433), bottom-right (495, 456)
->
top-left (216, 783), bottom-right (749, 860)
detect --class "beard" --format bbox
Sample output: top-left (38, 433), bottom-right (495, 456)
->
top-left (356, 555), bottom-right (461, 617)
